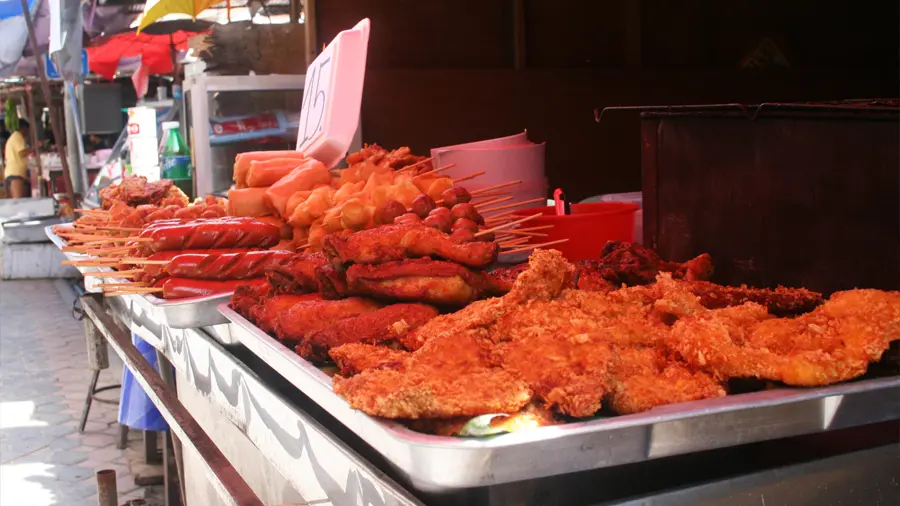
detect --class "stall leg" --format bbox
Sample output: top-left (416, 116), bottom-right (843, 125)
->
top-left (80, 317), bottom-right (121, 433)
top-left (157, 350), bottom-right (186, 504)
top-left (117, 424), bottom-right (130, 450)
top-left (96, 469), bottom-right (119, 506)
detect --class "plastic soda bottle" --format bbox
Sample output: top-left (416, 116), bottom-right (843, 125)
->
top-left (160, 121), bottom-right (192, 179)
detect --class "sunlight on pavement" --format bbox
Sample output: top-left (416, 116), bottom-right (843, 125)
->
top-left (0, 402), bottom-right (49, 430)
top-left (0, 462), bottom-right (57, 506)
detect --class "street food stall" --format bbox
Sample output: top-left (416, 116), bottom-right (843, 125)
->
top-left (45, 17), bottom-right (899, 506)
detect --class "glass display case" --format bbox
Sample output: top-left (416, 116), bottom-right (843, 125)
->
top-left (184, 73), bottom-right (364, 197)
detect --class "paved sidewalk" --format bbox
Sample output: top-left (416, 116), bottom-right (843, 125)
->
top-left (0, 280), bottom-right (157, 506)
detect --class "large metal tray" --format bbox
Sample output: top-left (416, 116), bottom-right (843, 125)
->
top-left (46, 224), bottom-right (235, 334)
top-left (218, 303), bottom-right (900, 492)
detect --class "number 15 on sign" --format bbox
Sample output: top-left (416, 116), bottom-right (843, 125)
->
top-left (295, 19), bottom-right (371, 168)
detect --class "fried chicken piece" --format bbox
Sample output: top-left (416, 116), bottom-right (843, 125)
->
top-left (344, 259), bottom-right (502, 306)
top-left (669, 289), bottom-right (900, 386)
top-left (297, 303), bottom-right (439, 362)
top-left (249, 293), bottom-right (323, 335)
top-left (230, 281), bottom-right (273, 319)
top-left (316, 264), bottom-right (350, 300)
top-left (323, 224), bottom-right (498, 269)
top-left (606, 347), bottom-right (726, 414)
top-left (274, 297), bottom-right (382, 343)
top-left (493, 329), bottom-right (614, 417)
top-left (334, 329), bottom-right (533, 419)
top-left (686, 281), bottom-right (824, 316)
top-left (264, 252), bottom-right (328, 295)
top-left (592, 241), bottom-right (714, 286)
top-left (329, 344), bottom-right (409, 376)
top-left (403, 249), bottom-right (575, 350)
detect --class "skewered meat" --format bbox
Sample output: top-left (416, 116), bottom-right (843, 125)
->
top-left (264, 252), bottom-right (328, 295)
top-left (139, 218), bottom-right (281, 253)
top-left (99, 176), bottom-right (179, 209)
top-left (296, 303), bottom-right (439, 362)
top-left (154, 277), bottom-right (267, 300)
top-left (344, 259), bottom-right (504, 306)
top-left (323, 224), bottom-right (498, 269)
top-left (274, 297), bottom-right (382, 343)
top-left (166, 251), bottom-right (295, 280)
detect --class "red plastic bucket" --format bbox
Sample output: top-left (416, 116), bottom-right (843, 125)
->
top-left (511, 202), bottom-right (639, 261)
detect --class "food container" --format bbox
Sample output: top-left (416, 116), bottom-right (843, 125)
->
top-left (512, 202), bottom-right (639, 261)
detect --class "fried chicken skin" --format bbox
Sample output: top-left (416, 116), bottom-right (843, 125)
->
top-left (329, 344), bottom-right (409, 376)
top-left (296, 303), bottom-right (439, 362)
top-left (344, 259), bottom-right (502, 306)
top-left (668, 289), bottom-right (900, 386)
top-left (274, 297), bottom-right (382, 343)
top-left (264, 252), bottom-right (328, 295)
top-left (249, 293), bottom-right (323, 334)
top-left (493, 330), bottom-right (613, 417)
top-left (323, 224), bottom-right (498, 269)
top-left (684, 281), bottom-right (823, 316)
top-left (333, 329), bottom-right (533, 419)
top-left (606, 347), bottom-right (726, 414)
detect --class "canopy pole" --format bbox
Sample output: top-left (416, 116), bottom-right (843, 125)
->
top-left (18, 0), bottom-right (79, 210)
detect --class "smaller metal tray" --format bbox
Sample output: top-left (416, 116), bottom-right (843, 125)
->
top-left (46, 224), bottom-right (234, 333)
top-left (219, 303), bottom-right (900, 492)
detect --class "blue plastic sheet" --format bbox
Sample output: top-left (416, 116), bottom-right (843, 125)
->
top-left (117, 333), bottom-right (169, 431)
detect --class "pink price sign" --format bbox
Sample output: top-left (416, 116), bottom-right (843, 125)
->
top-left (296, 18), bottom-right (371, 168)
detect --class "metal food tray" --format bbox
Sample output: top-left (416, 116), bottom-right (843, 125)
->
top-left (46, 224), bottom-right (235, 335)
top-left (218, 303), bottom-right (900, 492)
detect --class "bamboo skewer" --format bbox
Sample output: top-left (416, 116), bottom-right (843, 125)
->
top-left (82, 269), bottom-right (143, 277)
top-left (473, 196), bottom-right (513, 209)
top-left (452, 171), bottom-right (486, 184)
top-left (484, 210), bottom-right (517, 223)
top-left (475, 213), bottom-right (543, 237)
top-left (104, 287), bottom-right (163, 296)
top-left (499, 238), bottom-right (570, 256)
top-left (498, 237), bottom-right (530, 248)
top-left (412, 163), bottom-right (455, 179)
top-left (118, 258), bottom-right (170, 265)
top-left (480, 197), bottom-right (546, 214)
top-left (495, 230), bottom-right (548, 238)
top-left (88, 246), bottom-right (132, 256)
top-left (470, 180), bottom-right (521, 195)
top-left (471, 191), bottom-right (511, 200)
top-left (96, 282), bottom-right (148, 288)
top-left (396, 157), bottom-right (434, 173)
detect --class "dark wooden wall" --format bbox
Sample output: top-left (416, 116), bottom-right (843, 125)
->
top-left (315, 0), bottom-right (899, 201)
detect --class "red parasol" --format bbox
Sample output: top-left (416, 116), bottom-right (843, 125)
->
top-left (85, 30), bottom-right (199, 80)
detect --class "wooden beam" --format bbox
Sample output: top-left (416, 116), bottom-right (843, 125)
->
top-left (624, 0), bottom-right (642, 69)
top-left (512, 0), bottom-right (526, 69)
top-left (304, 0), bottom-right (318, 67)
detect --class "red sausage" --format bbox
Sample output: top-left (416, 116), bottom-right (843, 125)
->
top-left (166, 251), bottom-right (295, 280)
top-left (135, 248), bottom-right (256, 283)
top-left (147, 218), bottom-right (280, 252)
top-left (160, 278), bottom-right (267, 300)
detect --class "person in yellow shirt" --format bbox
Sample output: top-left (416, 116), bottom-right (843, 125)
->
top-left (3, 120), bottom-right (31, 198)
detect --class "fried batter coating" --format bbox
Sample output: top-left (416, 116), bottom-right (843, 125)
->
top-left (493, 330), bottom-right (613, 417)
top-left (669, 289), bottom-right (900, 386)
top-left (606, 347), bottom-right (726, 414)
top-left (333, 329), bottom-right (532, 419)
top-left (329, 344), bottom-right (409, 376)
